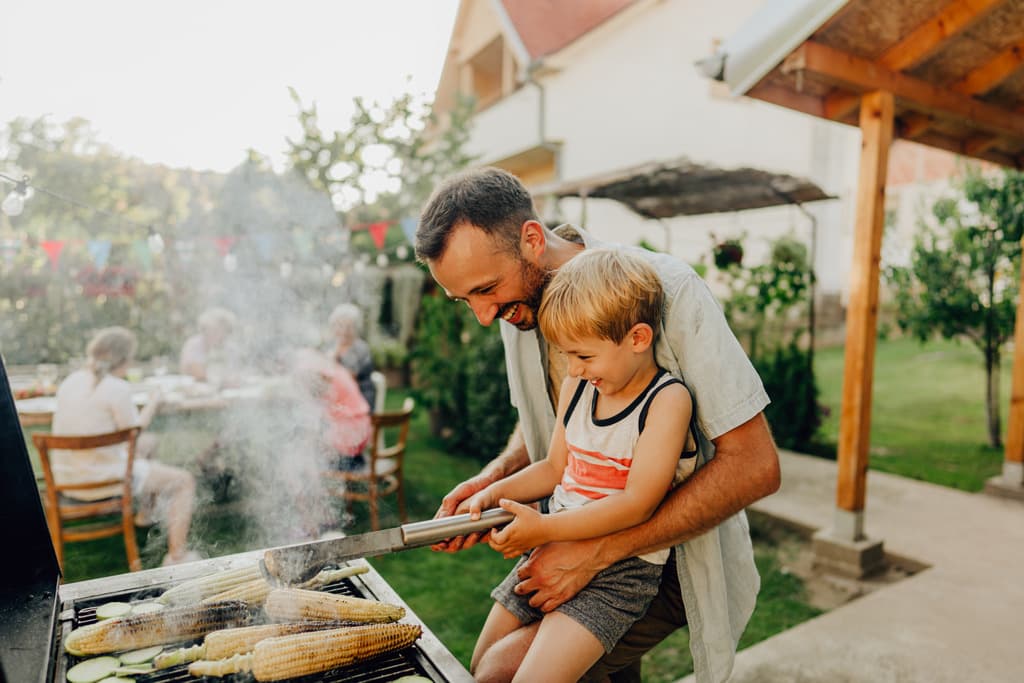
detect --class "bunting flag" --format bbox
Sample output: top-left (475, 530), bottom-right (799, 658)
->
top-left (87, 240), bottom-right (112, 268)
top-left (40, 240), bottom-right (65, 270)
top-left (252, 233), bottom-right (276, 261)
top-left (368, 221), bottom-right (389, 250)
top-left (213, 236), bottom-right (237, 256)
top-left (400, 217), bottom-right (417, 245)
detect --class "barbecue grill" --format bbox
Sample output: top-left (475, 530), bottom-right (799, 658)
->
top-left (0, 357), bottom-right (472, 683)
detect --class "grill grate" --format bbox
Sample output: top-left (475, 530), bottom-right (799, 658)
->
top-left (66, 578), bottom-right (432, 682)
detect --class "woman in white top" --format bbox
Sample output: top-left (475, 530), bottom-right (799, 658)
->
top-left (53, 326), bottom-right (199, 566)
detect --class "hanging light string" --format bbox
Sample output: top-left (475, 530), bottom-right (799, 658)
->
top-left (0, 170), bottom-right (151, 227)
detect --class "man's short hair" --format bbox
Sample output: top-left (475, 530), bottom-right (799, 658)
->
top-left (539, 249), bottom-right (664, 345)
top-left (416, 166), bottom-right (540, 262)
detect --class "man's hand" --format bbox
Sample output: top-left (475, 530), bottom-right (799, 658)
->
top-left (513, 537), bottom-right (610, 613)
top-left (489, 499), bottom-right (545, 559)
top-left (431, 473), bottom-right (496, 553)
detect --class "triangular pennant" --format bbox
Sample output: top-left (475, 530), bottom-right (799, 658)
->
top-left (368, 221), bottom-right (389, 250)
top-left (400, 217), bottom-right (417, 245)
top-left (214, 236), bottom-right (237, 256)
top-left (252, 233), bottom-right (276, 261)
top-left (87, 240), bottom-right (112, 268)
top-left (40, 240), bottom-right (65, 270)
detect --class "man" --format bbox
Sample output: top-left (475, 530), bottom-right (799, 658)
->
top-left (415, 167), bottom-right (780, 683)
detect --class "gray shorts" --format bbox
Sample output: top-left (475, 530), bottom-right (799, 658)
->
top-left (491, 555), bottom-right (663, 653)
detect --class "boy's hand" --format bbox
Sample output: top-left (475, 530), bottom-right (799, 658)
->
top-left (489, 499), bottom-right (546, 559)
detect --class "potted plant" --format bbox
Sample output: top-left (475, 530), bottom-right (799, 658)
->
top-left (713, 237), bottom-right (745, 270)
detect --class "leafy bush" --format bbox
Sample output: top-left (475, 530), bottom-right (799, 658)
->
top-left (411, 293), bottom-right (517, 462)
top-left (755, 341), bottom-right (821, 452)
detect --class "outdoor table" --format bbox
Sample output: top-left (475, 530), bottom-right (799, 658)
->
top-left (15, 374), bottom-right (287, 427)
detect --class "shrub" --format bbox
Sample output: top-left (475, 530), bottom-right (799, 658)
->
top-left (755, 341), bottom-right (821, 452)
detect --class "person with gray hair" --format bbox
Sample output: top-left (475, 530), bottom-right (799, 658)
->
top-left (180, 307), bottom-right (238, 383)
top-left (327, 302), bottom-right (376, 412)
top-left (53, 326), bottom-right (200, 566)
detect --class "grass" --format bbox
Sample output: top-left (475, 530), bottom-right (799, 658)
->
top-left (27, 388), bottom-right (826, 681)
top-left (814, 335), bottom-right (1008, 491)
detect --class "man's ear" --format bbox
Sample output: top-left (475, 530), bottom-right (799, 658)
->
top-left (630, 323), bottom-right (654, 352)
top-left (521, 220), bottom-right (546, 261)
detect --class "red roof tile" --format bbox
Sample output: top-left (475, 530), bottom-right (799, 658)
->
top-left (501, 0), bottom-right (636, 59)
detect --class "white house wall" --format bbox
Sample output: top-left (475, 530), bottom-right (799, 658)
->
top-left (467, 0), bottom-right (865, 298)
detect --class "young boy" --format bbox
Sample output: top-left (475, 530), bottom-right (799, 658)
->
top-left (465, 249), bottom-right (698, 683)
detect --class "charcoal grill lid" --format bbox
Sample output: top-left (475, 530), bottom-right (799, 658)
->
top-left (0, 356), bottom-right (60, 682)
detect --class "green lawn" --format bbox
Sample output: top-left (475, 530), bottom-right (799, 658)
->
top-left (814, 335), bottom-right (1008, 491)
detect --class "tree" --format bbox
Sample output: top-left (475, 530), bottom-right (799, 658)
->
top-left (887, 167), bottom-right (1024, 448)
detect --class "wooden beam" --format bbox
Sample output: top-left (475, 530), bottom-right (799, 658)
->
top-left (824, 0), bottom-right (1005, 120)
top-left (899, 112), bottom-right (935, 138)
top-left (836, 91), bottom-right (894, 514)
top-left (954, 39), bottom-right (1024, 95)
top-left (790, 41), bottom-right (1024, 142)
top-left (747, 81), bottom-right (825, 118)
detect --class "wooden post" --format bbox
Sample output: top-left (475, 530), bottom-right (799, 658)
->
top-left (995, 247), bottom-right (1024, 489)
top-left (834, 90), bottom-right (894, 541)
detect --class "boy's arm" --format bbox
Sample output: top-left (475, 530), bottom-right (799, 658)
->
top-left (467, 378), bottom-right (577, 518)
top-left (490, 383), bottom-right (690, 557)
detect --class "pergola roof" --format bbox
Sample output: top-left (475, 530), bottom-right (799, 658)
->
top-left (699, 0), bottom-right (1024, 169)
top-left (532, 157), bottom-right (834, 219)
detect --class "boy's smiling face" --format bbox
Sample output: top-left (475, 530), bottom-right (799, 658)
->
top-left (557, 324), bottom-right (655, 398)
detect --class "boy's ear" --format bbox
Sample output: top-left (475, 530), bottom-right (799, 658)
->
top-left (630, 323), bottom-right (654, 351)
top-left (521, 220), bottom-right (546, 261)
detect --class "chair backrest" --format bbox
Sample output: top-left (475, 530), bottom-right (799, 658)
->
top-left (33, 428), bottom-right (140, 498)
top-left (367, 397), bottom-right (414, 464)
top-left (370, 370), bottom-right (387, 414)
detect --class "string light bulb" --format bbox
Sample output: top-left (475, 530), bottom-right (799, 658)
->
top-left (1, 175), bottom-right (30, 217)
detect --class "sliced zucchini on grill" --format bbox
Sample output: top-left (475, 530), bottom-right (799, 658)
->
top-left (66, 655), bottom-right (120, 683)
top-left (95, 602), bottom-right (132, 620)
top-left (118, 645), bottom-right (163, 664)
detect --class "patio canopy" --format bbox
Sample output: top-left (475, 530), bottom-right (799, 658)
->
top-left (532, 156), bottom-right (834, 219)
top-left (697, 0), bottom-right (1024, 564)
top-left (699, 0), bottom-right (1024, 168)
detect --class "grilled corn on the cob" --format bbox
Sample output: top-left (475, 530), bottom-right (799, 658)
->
top-left (154, 620), bottom-right (350, 668)
top-left (201, 578), bottom-right (271, 606)
top-left (64, 600), bottom-right (255, 656)
top-left (264, 588), bottom-right (404, 623)
top-left (158, 564), bottom-right (262, 605)
top-left (188, 623), bottom-right (423, 681)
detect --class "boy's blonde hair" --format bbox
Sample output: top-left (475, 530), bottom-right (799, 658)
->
top-left (539, 249), bottom-right (663, 345)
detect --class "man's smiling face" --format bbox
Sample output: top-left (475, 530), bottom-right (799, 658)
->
top-left (427, 221), bottom-right (550, 330)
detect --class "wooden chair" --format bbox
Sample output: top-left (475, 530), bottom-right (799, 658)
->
top-left (32, 428), bottom-right (142, 572)
top-left (325, 397), bottom-right (414, 530)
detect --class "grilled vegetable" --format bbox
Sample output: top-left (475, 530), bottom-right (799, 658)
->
top-left (157, 565), bottom-right (262, 605)
top-left (95, 602), bottom-right (132, 620)
top-left (201, 578), bottom-right (271, 606)
top-left (118, 646), bottom-right (163, 665)
top-left (129, 602), bottom-right (164, 616)
top-left (264, 588), bottom-right (404, 624)
top-left (199, 564), bottom-right (370, 607)
top-left (64, 600), bottom-right (254, 656)
top-left (66, 656), bottom-right (120, 683)
top-left (187, 623), bottom-right (423, 681)
top-left (154, 621), bottom-right (351, 668)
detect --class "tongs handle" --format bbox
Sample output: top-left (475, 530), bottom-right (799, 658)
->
top-left (401, 508), bottom-right (515, 547)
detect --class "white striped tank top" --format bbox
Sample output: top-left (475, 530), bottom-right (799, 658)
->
top-left (550, 369), bottom-right (698, 565)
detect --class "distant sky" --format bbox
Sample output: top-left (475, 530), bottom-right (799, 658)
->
top-left (0, 0), bottom-right (460, 172)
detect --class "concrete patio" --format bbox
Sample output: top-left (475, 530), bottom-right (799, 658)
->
top-left (676, 450), bottom-right (1024, 683)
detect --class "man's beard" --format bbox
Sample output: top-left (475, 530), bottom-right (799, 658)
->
top-left (500, 258), bottom-right (552, 331)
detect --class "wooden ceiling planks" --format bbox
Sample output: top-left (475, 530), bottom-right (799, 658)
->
top-left (748, 0), bottom-right (1024, 168)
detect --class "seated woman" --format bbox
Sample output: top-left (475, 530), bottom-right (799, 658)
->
top-left (53, 326), bottom-right (199, 566)
top-left (326, 303), bottom-right (376, 411)
top-left (180, 307), bottom-right (238, 384)
top-left (292, 348), bottom-right (373, 471)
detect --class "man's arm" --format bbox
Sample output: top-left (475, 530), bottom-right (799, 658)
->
top-left (431, 423), bottom-right (531, 552)
top-left (515, 413), bottom-right (780, 612)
